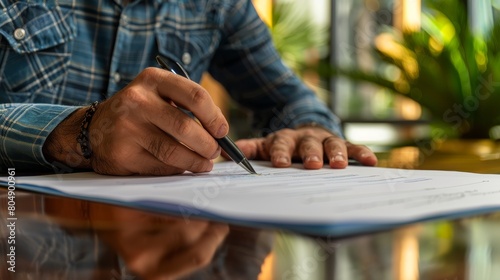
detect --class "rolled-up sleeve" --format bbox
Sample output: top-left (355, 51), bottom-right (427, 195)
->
top-left (209, 0), bottom-right (343, 138)
top-left (0, 104), bottom-right (79, 172)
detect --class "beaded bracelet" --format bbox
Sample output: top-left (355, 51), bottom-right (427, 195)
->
top-left (77, 101), bottom-right (99, 159)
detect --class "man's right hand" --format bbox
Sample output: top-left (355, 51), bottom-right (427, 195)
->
top-left (90, 204), bottom-right (229, 280)
top-left (43, 67), bottom-right (229, 175)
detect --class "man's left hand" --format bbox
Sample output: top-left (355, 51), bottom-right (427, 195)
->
top-left (234, 127), bottom-right (377, 169)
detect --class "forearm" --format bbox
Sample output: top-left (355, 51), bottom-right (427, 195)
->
top-left (0, 104), bottom-right (82, 173)
top-left (209, 0), bottom-right (343, 138)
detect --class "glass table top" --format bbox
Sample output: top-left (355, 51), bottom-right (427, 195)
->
top-left (2, 140), bottom-right (500, 280)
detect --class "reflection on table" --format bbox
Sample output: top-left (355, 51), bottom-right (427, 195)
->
top-left (1, 140), bottom-right (500, 280)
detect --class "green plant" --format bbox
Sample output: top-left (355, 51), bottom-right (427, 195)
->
top-left (335, 0), bottom-right (500, 139)
top-left (270, 1), bottom-right (327, 76)
top-left (268, 1), bottom-right (332, 104)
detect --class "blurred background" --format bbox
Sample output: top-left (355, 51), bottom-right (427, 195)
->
top-left (204, 2), bottom-right (500, 279)
top-left (204, 0), bottom-right (500, 152)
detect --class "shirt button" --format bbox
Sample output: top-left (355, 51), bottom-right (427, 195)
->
top-left (182, 52), bottom-right (191, 65)
top-left (13, 28), bottom-right (26, 40)
top-left (121, 15), bottom-right (128, 25)
top-left (113, 72), bottom-right (121, 83)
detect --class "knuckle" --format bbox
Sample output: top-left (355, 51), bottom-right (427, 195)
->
top-left (190, 252), bottom-right (212, 268)
top-left (190, 87), bottom-right (209, 107)
top-left (159, 143), bottom-right (180, 163)
top-left (206, 106), bottom-right (223, 127)
top-left (120, 86), bottom-right (146, 107)
top-left (195, 136), bottom-right (217, 157)
top-left (323, 136), bottom-right (342, 146)
top-left (279, 128), bottom-right (294, 136)
top-left (122, 85), bottom-right (140, 98)
top-left (138, 67), bottom-right (170, 88)
top-left (147, 136), bottom-right (164, 158)
top-left (140, 67), bottom-right (162, 80)
top-left (301, 143), bottom-right (317, 153)
top-left (146, 135), bottom-right (182, 165)
top-left (301, 143), bottom-right (320, 154)
top-left (271, 135), bottom-right (289, 146)
top-left (173, 117), bottom-right (192, 136)
top-left (301, 135), bottom-right (320, 144)
top-left (270, 145), bottom-right (288, 154)
top-left (300, 128), bottom-right (316, 137)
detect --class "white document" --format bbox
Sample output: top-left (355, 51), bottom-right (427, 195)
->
top-left (4, 161), bottom-right (500, 235)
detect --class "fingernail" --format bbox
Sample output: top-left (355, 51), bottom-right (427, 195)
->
top-left (306, 156), bottom-right (321, 162)
top-left (276, 156), bottom-right (289, 164)
top-left (360, 153), bottom-right (369, 158)
top-left (211, 147), bottom-right (221, 159)
top-left (217, 124), bottom-right (227, 138)
top-left (333, 154), bottom-right (345, 162)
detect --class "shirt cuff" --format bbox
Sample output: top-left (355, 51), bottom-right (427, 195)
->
top-left (0, 104), bottom-right (80, 172)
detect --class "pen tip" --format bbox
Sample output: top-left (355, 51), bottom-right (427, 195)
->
top-left (239, 159), bottom-right (257, 175)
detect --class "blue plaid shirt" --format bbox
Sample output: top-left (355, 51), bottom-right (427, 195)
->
top-left (0, 0), bottom-right (342, 172)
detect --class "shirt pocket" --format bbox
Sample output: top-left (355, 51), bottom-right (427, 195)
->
top-left (155, 0), bottom-right (222, 82)
top-left (0, 2), bottom-right (76, 103)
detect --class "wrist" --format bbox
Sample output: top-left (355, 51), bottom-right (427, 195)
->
top-left (77, 101), bottom-right (99, 160)
top-left (42, 107), bottom-right (92, 170)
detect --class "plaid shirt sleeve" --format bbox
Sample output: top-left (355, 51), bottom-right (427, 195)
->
top-left (0, 1), bottom-right (80, 172)
top-left (0, 104), bottom-right (78, 173)
top-left (209, 0), bottom-right (344, 137)
top-left (0, 0), bottom-right (344, 173)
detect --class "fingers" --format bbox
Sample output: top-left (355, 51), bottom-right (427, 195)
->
top-left (115, 150), bottom-right (187, 176)
top-left (145, 97), bottom-right (221, 160)
top-left (125, 221), bottom-right (212, 279)
top-left (297, 135), bottom-right (324, 169)
top-left (140, 68), bottom-right (229, 138)
top-left (264, 128), bottom-right (328, 169)
top-left (136, 125), bottom-right (215, 173)
top-left (259, 127), bottom-right (377, 169)
top-left (265, 130), bottom-right (296, 167)
top-left (89, 116), bottom-right (212, 175)
top-left (323, 137), bottom-right (378, 168)
top-left (323, 136), bottom-right (348, 169)
top-left (88, 68), bottom-right (227, 175)
top-left (346, 142), bottom-right (378, 166)
top-left (156, 223), bottom-right (229, 279)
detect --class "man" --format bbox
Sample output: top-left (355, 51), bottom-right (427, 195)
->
top-left (0, 0), bottom-right (377, 175)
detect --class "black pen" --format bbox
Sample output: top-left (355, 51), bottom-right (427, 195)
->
top-left (155, 55), bottom-right (257, 174)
